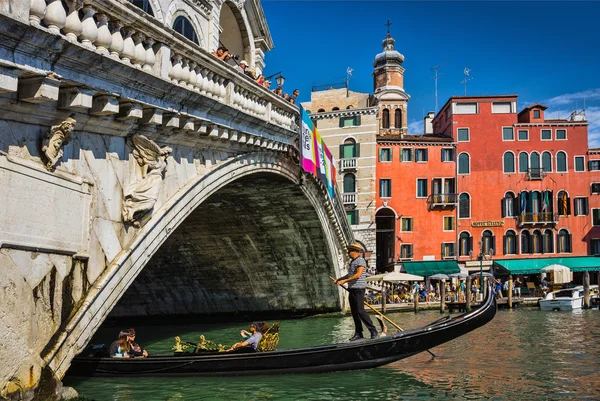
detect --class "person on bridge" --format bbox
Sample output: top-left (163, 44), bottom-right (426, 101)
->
top-left (334, 243), bottom-right (378, 341)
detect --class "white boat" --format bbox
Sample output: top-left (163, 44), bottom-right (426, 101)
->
top-left (539, 288), bottom-right (584, 311)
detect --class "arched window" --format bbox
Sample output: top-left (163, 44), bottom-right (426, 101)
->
top-left (317, 108), bottom-right (325, 113)
top-left (130, 0), bottom-right (154, 16)
top-left (556, 151), bottom-right (567, 172)
top-left (339, 138), bottom-right (359, 159)
top-left (458, 153), bottom-right (470, 174)
top-left (503, 151), bottom-right (515, 173)
top-left (346, 105), bottom-right (354, 109)
top-left (542, 151), bottom-right (552, 172)
top-left (521, 231), bottom-right (531, 254)
top-left (502, 192), bottom-right (517, 217)
top-left (459, 193), bottom-right (470, 218)
top-left (504, 230), bottom-right (518, 255)
top-left (557, 229), bottom-right (571, 253)
top-left (382, 108), bottom-right (390, 128)
top-left (518, 152), bottom-right (529, 173)
top-left (173, 16), bottom-right (199, 44)
top-left (532, 229), bottom-right (542, 253)
top-left (332, 107), bottom-right (340, 111)
top-left (482, 230), bottom-right (495, 255)
top-left (557, 190), bottom-right (570, 216)
top-left (530, 191), bottom-right (541, 215)
top-left (395, 108), bottom-right (402, 128)
top-left (343, 173), bottom-right (356, 193)
top-left (530, 151), bottom-right (540, 169)
top-left (542, 229), bottom-right (554, 254)
top-left (459, 232), bottom-right (472, 256)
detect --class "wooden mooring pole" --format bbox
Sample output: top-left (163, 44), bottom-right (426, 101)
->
top-left (465, 276), bottom-right (472, 312)
top-left (413, 285), bottom-right (419, 313)
top-left (508, 275), bottom-right (513, 309)
top-left (440, 280), bottom-right (446, 313)
top-left (584, 271), bottom-right (590, 309)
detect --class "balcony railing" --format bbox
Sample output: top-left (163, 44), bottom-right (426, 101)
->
top-left (342, 192), bottom-right (356, 204)
top-left (27, 0), bottom-right (297, 132)
top-left (517, 212), bottom-right (558, 226)
top-left (427, 193), bottom-right (458, 208)
top-left (339, 158), bottom-right (357, 172)
top-left (527, 168), bottom-right (545, 180)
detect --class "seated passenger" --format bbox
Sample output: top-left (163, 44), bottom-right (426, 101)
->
top-left (127, 328), bottom-right (148, 358)
top-left (229, 321), bottom-right (264, 352)
top-left (109, 330), bottom-right (131, 358)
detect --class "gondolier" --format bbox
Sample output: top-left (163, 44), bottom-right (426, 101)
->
top-left (334, 243), bottom-right (378, 341)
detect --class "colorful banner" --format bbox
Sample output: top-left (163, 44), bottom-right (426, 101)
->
top-left (300, 107), bottom-right (336, 199)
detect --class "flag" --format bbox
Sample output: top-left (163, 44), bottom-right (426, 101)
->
top-left (541, 190), bottom-right (548, 212)
top-left (561, 191), bottom-right (568, 214)
top-left (520, 192), bottom-right (527, 215)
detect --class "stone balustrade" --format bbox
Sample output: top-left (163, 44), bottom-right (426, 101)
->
top-left (27, 0), bottom-right (298, 132)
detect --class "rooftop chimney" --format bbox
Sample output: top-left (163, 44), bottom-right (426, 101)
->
top-left (424, 111), bottom-right (435, 134)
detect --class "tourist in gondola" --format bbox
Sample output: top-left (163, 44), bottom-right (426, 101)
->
top-left (127, 328), bottom-right (148, 358)
top-left (334, 243), bottom-right (378, 341)
top-left (109, 330), bottom-right (132, 358)
top-left (229, 321), bottom-right (263, 351)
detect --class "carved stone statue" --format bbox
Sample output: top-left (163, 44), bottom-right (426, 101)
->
top-left (122, 135), bottom-right (172, 227)
top-left (41, 116), bottom-right (76, 170)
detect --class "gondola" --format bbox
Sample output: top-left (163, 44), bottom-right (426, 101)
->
top-left (67, 284), bottom-right (496, 377)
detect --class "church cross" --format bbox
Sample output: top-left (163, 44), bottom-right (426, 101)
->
top-left (385, 19), bottom-right (392, 35)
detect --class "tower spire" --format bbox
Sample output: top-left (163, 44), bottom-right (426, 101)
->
top-left (385, 19), bottom-right (392, 37)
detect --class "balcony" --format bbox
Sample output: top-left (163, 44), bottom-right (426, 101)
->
top-left (340, 158), bottom-right (357, 172)
top-left (427, 193), bottom-right (458, 209)
top-left (342, 192), bottom-right (356, 205)
top-left (527, 168), bottom-right (545, 180)
top-left (517, 212), bottom-right (558, 226)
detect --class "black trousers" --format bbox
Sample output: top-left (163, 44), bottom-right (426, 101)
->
top-left (348, 288), bottom-right (377, 336)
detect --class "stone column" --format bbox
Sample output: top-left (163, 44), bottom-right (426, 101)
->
top-left (79, 4), bottom-right (98, 48)
top-left (121, 28), bottom-right (135, 63)
top-left (109, 20), bottom-right (124, 59)
top-left (95, 13), bottom-right (112, 55)
top-left (508, 275), bottom-right (513, 309)
top-left (43, 0), bottom-right (67, 34)
top-left (30, 0), bottom-right (47, 26)
top-left (584, 271), bottom-right (590, 309)
top-left (465, 276), bottom-right (472, 312)
top-left (143, 39), bottom-right (156, 72)
top-left (63, 0), bottom-right (83, 42)
top-left (440, 280), bottom-right (445, 313)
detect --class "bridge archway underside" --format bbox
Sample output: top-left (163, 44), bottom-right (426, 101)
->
top-left (112, 173), bottom-right (340, 317)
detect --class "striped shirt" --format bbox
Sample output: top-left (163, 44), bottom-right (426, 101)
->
top-left (347, 256), bottom-right (367, 289)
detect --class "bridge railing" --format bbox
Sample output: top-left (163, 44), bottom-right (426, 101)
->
top-left (27, 0), bottom-right (298, 132)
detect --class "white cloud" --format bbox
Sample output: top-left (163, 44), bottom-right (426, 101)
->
top-left (585, 106), bottom-right (600, 148)
top-left (407, 119), bottom-right (423, 134)
top-left (546, 88), bottom-right (600, 107)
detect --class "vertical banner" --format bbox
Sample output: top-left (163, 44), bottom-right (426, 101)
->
top-left (300, 107), bottom-right (336, 199)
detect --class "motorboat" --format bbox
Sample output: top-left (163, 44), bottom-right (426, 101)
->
top-left (66, 284), bottom-right (497, 377)
top-left (539, 288), bottom-right (584, 311)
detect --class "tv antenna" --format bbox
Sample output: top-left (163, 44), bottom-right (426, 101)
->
top-left (431, 63), bottom-right (445, 112)
top-left (461, 68), bottom-right (473, 96)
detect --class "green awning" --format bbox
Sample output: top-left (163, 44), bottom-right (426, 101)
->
top-left (402, 260), bottom-right (460, 276)
top-left (494, 256), bottom-right (600, 275)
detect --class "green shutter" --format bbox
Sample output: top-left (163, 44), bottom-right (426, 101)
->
top-left (339, 117), bottom-right (344, 128)
top-left (400, 149), bottom-right (404, 161)
top-left (339, 144), bottom-right (344, 159)
top-left (389, 148), bottom-right (393, 161)
top-left (355, 143), bottom-right (360, 157)
top-left (378, 148), bottom-right (383, 161)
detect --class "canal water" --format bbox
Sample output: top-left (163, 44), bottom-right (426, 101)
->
top-left (65, 308), bottom-right (600, 400)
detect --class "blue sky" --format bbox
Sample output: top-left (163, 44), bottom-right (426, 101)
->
top-left (261, 1), bottom-right (600, 146)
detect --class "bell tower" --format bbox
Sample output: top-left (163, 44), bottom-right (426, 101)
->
top-left (373, 21), bottom-right (410, 135)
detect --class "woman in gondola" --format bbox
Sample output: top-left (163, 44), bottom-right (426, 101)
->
top-left (109, 330), bottom-right (131, 358)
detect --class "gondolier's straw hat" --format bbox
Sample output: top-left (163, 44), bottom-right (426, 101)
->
top-left (347, 242), bottom-right (364, 252)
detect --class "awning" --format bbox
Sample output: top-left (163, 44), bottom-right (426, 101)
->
top-left (494, 256), bottom-right (600, 275)
top-left (366, 272), bottom-right (424, 282)
top-left (402, 260), bottom-right (460, 276)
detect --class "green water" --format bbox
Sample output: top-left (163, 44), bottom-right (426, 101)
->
top-left (64, 309), bottom-right (600, 401)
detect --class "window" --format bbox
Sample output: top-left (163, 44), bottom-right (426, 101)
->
top-left (379, 148), bottom-right (392, 162)
top-left (556, 129), bottom-right (567, 140)
top-left (589, 161), bottom-right (600, 171)
top-left (339, 115), bottom-right (361, 127)
top-left (592, 239), bottom-right (600, 255)
top-left (455, 103), bottom-right (478, 114)
top-left (541, 129), bottom-right (552, 140)
top-left (130, 0), bottom-right (154, 16)
top-left (557, 229), bottom-right (571, 253)
top-left (557, 191), bottom-right (570, 216)
top-left (520, 231), bottom-right (531, 254)
top-left (317, 108), bottom-right (325, 113)
top-left (503, 152), bottom-right (515, 173)
top-left (533, 110), bottom-right (541, 119)
top-left (575, 156), bottom-right (585, 172)
top-left (443, 216), bottom-right (455, 231)
top-left (594, 209), bottom-right (600, 226)
top-left (343, 173), bottom-right (356, 193)
top-left (493, 102), bottom-right (513, 114)
top-left (532, 230), bottom-right (542, 254)
top-left (458, 153), bottom-right (470, 174)
top-left (415, 149), bottom-right (428, 162)
top-left (332, 107), bottom-right (340, 111)
top-left (339, 139), bottom-right (359, 159)
top-left (542, 152), bottom-right (552, 172)
top-left (518, 152), bottom-right (529, 173)
top-left (441, 148), bottom-right (455, 162)
top-left (592, 183), bottom-right (600, 194)
top-left (401, 148), bottom-right (413, 162)
top-left (556, 151), bottom-right (567, 172)
top-left (394, 108), bottom-right (402, 128)
top-left (542, 229), bottom-right (554, 254)
top-left (502, 127), bottom-right (514, 141)
top-left (382, 108), bottom-right (390, 128)
top-left (346, 210), bottom-right (358, 225)
top-left (416, 179), bottom-right (428, 198)
top-left (459, 232), bottom-right (472, 256)
top-left (173, 16), bottom-right (199, 45)
top-left (457, 128), bottom-right (469, 142)
top-left (574, 197), bottom-right (589, 216)
top-left (400, 217), bottom-right (413, 232)
top-left (459, 193), bottom-right (470, 219)
top-left (502, 192), bottom-right (518, 218)
top-left (400, 244), bottom-right (413, 260)
top-left (504, 230), bottom-right (518, 255)
top-left (530, 152), bottom-right (540, 169)
top-left (442, 243), bottom-right (456, 259)
top-left (379, 179), bottom-right (391, 198)
top-left (482, 230), bottom-right (495, 255)
top-left (518, 130), bottom-right (529, 141)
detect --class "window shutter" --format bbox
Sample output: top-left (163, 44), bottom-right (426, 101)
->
top-left (491, 236), bottom-right (496, 255)
top-left (355, 143), bottom-right (360, 157)
top-left (441, 242), bottom-right (444, 258)
top-left (411, 148), bottom-right (415, 161)
top-left (468, 237), bottom-right (473, 254)
top-left (356, 115), bottom-right (361, 126)
top-left (528, 235), bottom-right (533, 255)
top-left (586, 198), bottom-right (589, 215)
top-left (501, 198), bottom-right (506, 218)
top-left (513, 199), bottom-right (519, 217)
top-left (589, 161), bottom-right (593, 171)
top-left (567, 234), bottom-right (572, 253)
top-left (567, 197), bottom-right (571, 215)
top-left (400, 149), bottom-right (404, 161)
top-left (503, 235), bottom-right (507, 255)
top-left (425, 149), bottom-right (429, 161)
top-left (339, 144), bottom-right (344, 159)
top-left (515, 235), bottom-right (519, 255)
top-left (378, 149), bottom-right (382, 161)
top-left (339, 117), bottom-right (344, 128)
top-left (389, 148), bottom-right (393, 160)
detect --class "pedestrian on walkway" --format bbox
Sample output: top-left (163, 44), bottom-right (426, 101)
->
top-left (334, 243), bottom-right (378, 341)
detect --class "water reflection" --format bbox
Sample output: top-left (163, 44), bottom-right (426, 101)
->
top-left (66, 309), bottom-right (600, 401)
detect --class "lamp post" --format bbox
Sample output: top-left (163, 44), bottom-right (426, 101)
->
top-left (265, 71), bottom-right (285, 88)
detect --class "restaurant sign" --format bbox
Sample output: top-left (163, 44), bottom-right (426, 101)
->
top-left (471, 221), bottom-right (504, 228)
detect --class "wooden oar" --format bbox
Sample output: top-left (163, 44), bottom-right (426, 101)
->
top-left (330, 276), bottom-right (437, 358)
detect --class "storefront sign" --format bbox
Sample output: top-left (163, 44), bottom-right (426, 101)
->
top-left (471, 221), bottom-right (504, 228)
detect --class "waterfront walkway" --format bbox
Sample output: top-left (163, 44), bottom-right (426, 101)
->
top-left (361, 296), bottom-right (541, 313)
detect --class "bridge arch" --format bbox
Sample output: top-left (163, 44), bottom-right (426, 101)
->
top-left (45, 152), bottom-right (347, 377)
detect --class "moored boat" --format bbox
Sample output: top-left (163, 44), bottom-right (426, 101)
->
top-left (539, 288), bottom-right (584, 311)
top-left (67, 284), bottom-right (496, 377)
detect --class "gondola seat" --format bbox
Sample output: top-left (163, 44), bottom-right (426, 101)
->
top-left (256, 322), bottom-right (279, 352)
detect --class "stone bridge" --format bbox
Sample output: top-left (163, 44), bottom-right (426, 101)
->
top-left (0, 1), bottom-right (352, 399)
